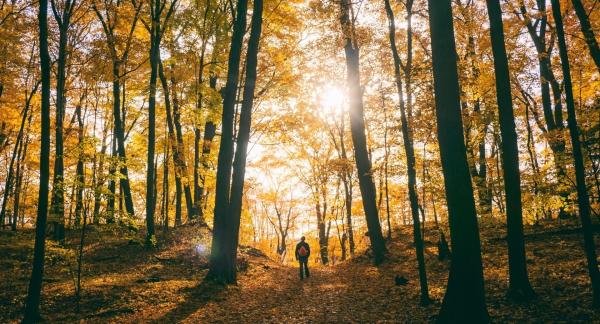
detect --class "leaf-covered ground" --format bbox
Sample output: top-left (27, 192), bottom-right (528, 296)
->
top-left (2, 220), bottom-right (600, 323)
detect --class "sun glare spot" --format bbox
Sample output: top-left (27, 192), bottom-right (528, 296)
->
top-left (194, 243), bottom-right (208, 257)
top-left (318, 84), bottom-right (345, 115)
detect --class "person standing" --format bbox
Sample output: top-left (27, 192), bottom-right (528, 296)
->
top-left (295, 236), bottom-right (310, 280)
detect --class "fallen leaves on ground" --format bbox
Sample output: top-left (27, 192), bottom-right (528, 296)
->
top-left (1, 219), bottom-right (600, 323)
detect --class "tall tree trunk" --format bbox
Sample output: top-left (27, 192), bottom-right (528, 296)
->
top-left (162, 134), bottom-right (169, 231)
top-left (520, 1), bottom-right (569, 215)
top-left (93, 116), bottom-right (109, 225)
top-left (11, 115), bottom-right (30, 231)
top-left (145, 16), bottom-right (161, 246)
top-left (551, 0), bottom-right (600, 306)
top-left (196, 26), bottom-right (223, 223)
top-left (194, 4), bottom-right (213, 218)
top-left (158, 60), bottom-right (185, 226)
top-left (339, 111), bottom-right (355, 256)
top-left (22, 0), bottom-right (52, 318)
top-left (171, 70), bottom-right (195, 219)
top-left (106, 133), bottom-right (117, 223)
top-left (74, 105), bottom-right (85, 228)
top-left (427, 0), bottom-right (489, 321)
top-left (0, 80), bottom-right (37, 226)
top-left (339, 0), bottom-right (386, 264)
top-left (207, 0), bottom-right (248, 283)
top-left (383, 0), bottom-right (430, 304)
top-left (111, 62), bottom-right (135, 218)
top-left (315, 193), bottom-right (330, 264)
top-left (49, 13), bottom-right (71, 242)
top-left (572, 0), bottom-right (600, 73)
top-left (486, 0), bottom-right (536, 301)
top-left (226, 0), bottom-right (263, 282)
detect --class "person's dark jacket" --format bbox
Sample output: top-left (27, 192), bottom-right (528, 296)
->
top-left (295, 241), bottom-right (310, 260)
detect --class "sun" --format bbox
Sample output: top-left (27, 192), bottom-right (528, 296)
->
top-left (318, 84), bottom-right (345, 115)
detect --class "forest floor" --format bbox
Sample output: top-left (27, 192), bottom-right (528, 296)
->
top-left (2, 219), bottom-right (600, 323)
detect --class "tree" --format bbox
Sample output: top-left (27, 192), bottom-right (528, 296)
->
top-left (485, 0), bottom-right (535, 301)
top-left (0, 75), bottom-right (38, 227)
top-left (144, 0), bottom-right (177, 247)
top-left (48, 0), bottom-right (78, 242)
top-left (227, 0), bottom-right (263, 278)
top-left (207, 0), bottom-right (249, 283)
top-left (383, 0), bottom-right (430, 305)
top-left (22, 0), bottom-right (52, 318)
top-left (92, 0), bottom-right (142, 220)
top-left (158, 59), bottom-right (192, 226)
top-left (338, 0), bottom-right (386, 265)
top-left (551, 0), bottom-right (600, 306)
top-left (427, 0), bottom-right (489, 322)
top-left (328, 101), bottom-right (356, 256)
top-left (74, 102), bottom-right (85, 227)
top-left (571, 0), bottom-right (600, 73)
top-left (515, 0), bottom-right (569, 216)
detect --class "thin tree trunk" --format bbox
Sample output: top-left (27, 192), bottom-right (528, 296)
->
top-left (75, 105), bottom-right (85, 228)
top-left (384, 0), bottom-right (430, 304)
top-left (11, 116), bottom-right (30, 231)
top-left (49, 1), bottom-right (74, 241)
top-left (519, 1), bottom-right (569, 215)
top-left (158, 60), bottom-right (185, 226)
top-left (486, 0), bottom-right (536, 301)
top-left (113, 64), bottom-right (135, 218)
top-left (106, 133), bottom-right (117, 223)
top-left (427, 0), bottom-right (489, 321)
top-left (145, 16), bottom-right (161, 247)
top-left (194, 3), bottom-right (213, 217)
top-left (23, 0), bottom-right (52, 318)
top-left (339, 111), bottom-right (355, 256)
top-left (551, 0), bottom-right (600, 306)
top-left (339, 0), bottom-right (386, 264)
top-left (572, 0), bottom-right (600, 73)
top-left (197, 27), bottom-right (223, 222)
top-left (171, 69), bottom-right (195, 219)
top-left (93, 116), bottom-right (109, 225)
top-left (162, 128), bottom-right (170, 231)
top-left (0, 80), bottom-right (37, 226)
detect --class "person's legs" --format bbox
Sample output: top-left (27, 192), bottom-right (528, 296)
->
top-left (302, 259), bottom-right (309, 278)
top-left (299, 260), bottom-right (304, 279)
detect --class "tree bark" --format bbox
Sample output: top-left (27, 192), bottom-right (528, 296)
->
top-left (551, 0), bottom-right (600, 306)
top-left (11, 114), bottom-right (31, 231)
top-left (0, 80), bottom-right (37, 226)
top-left (486, 0), bottom-right (535, 301)
top-left (207, 0), bottom-right (248, 284)
top-left (383, 0), bottom-right (430, 304)
top-left (74, 105), bottom-right (85, 227)
top-left (339, 0), bottom-right (386, 264)
top-left (171, 70), bottom-right (195, 220)
top-left (519, 1), bottom-right (569, 215)
top-left (572, 0), bottom-right (600, 73)
top-left (146, 23), bottom-right (160, 246)
top-left (23, 0), bottom-right (52, 318)
top-left (427, 0), bottom-right (489, 321)
top-left (92, 0), bottom-right (140, 221)
top-left (49, 0), bottom-right (74, 241)
top-left (226, 0), bottom-right (263, 282)
top-left (158, 60), bottom-right (186, 226)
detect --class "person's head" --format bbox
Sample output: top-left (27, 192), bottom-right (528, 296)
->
top-left (301, 236), bottom-right (305, 242)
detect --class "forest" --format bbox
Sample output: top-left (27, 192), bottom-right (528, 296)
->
top-left (0, 0), bottom-right (599, 322)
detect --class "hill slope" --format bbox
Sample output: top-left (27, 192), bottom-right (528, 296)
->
top-left (2, 221), bottom-right (600, 322)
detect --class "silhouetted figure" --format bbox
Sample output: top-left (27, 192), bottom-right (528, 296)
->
top-left (295, 236), bottom-right (310, 280)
